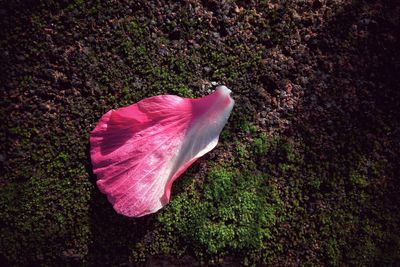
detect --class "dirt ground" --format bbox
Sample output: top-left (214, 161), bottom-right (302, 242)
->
top-left (1, 0), bottom-right (399, 265)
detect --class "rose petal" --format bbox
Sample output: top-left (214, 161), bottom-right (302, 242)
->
top-left (90, 86), bottom-right (234, 217)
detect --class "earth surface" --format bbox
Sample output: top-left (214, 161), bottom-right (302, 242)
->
top-left (1, 0), bottom-right (399, 265)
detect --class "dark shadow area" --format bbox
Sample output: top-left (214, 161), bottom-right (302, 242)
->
top-left (281, 0), bottom-right (400, 263)
top-left (85, 142), bottom-right (154, 265)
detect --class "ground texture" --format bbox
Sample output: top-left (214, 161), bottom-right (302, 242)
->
top-left (1, 0), bottom-right (399, 265)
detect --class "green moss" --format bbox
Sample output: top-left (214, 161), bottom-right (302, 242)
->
top-left (349, 170), bottom-right (369, 188)
top-left (19, 75), bottom-right (33, 89)
top-left (253, 135), bottom-right (269, 156)
top-left (241, 121), bottom-right (258, 135)
top-left (0, 173), bottom-right (92, 264)
top-left (235, 140), bottom-right (250, 159)
top-left (126, 21), bottom-right (144, 38)
top-left (171, 85), bottom-right (193, 98)
top-left (144, 163), bottom-right (282, 264)
top-left (122, 40), bottom-right (150, 67)
top-left (66, 0), bottom-right (86, 11)
top-left (325, 238), bottom-right (340, 266)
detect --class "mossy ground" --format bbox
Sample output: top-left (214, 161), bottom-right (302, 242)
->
top-left (1, 0), bottom-right (399, 265)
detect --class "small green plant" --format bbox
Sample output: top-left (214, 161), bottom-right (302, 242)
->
top-left (171, 86), bottom-right (193, 98)
top-left (326, 238), bottom-right (340, 266)
top-left (253, 132), bottom-right (269, 155)
top-left (126, 20), bottom-right (144, 39)
top-left (235, 140), bottom-right (250, 159)
top-left (241, 121), bottom-right (258, 135)
top-left (349, 170), bottom-right (369, 188)
top-left (155, 164), bottom-right (282, 263)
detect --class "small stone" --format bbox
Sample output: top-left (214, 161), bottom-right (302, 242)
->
top-left (203, 66), bottom-right (212, 73)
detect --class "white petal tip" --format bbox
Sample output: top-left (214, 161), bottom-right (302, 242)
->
top-left (216, 85), bottom-right (232, 95)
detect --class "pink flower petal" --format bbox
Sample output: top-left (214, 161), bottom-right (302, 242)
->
top-left (90, 86), bottom-right (234, 217)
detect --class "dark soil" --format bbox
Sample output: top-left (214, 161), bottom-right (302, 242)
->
top-left (1, 0), bottom-right (399, 265)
